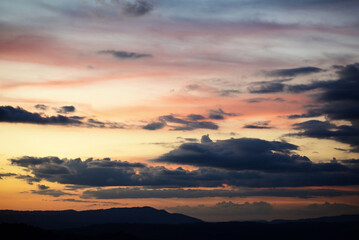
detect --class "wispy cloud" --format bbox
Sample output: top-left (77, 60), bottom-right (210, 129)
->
top-left (263, 66), bottom-right (323, 77)
top-left (97, 50), bottom-right (152, 59)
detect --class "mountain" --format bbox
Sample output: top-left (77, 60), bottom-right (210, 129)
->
top-left (271, 214), bottom-right (359, 224)
top-left (0, 207), bottom-right (202, 229)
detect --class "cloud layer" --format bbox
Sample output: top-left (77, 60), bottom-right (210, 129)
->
top-left (9, 136), bottom-right (359, 188)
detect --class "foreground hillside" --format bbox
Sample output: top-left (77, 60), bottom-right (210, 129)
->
top-left (1, 219), bottom-right (358, 240)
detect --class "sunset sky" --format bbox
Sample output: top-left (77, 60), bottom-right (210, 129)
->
top-left (1, 0), bottom-right (359, 221)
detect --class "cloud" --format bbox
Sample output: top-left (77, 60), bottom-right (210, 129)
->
top-left (286, 63), bottom-right (359, 151)
top-left (264, 66), bottom-right (323, 77)
top-left (287, 108), bottom-right (323, 119)
top-left (288, 120), bottom-right (359, 152)
top-left (218, 89), bottom-right (241, 97)
top-left (168, 201), bottom-right (359, 221)
top-left (15, 174), bottom-right (42, 185)
top-left (86, 118), bottom-right (127, 129)
top-left (34, 104), bottom-right (48, 111)
top-left (150, 135), bottom-right (359, 187)
top-left (208, 108), bottom-right (238, 120)
top-left (201, 134), bottom-right (213, 143)
top-left (97, 50), bottom-right (152, 59)
top-left (184, 83), bottom-right (241, 98)
top-left (248, 82), bottom-right (284, 93)
top-left (122, 0), bottom-right (154, 17)
top-left (54, 198), bottom-right (95, 203)
top-left (37, 184), bottom-right (50, 190)
top-left (187, 114), bottom-right (206, 121)
top-left (143, 113), bottom-right (219, 131)
top-left (81, 187), bottom-right (359, 199)
top-left (10, 156), bottom-right (216, 187)
top-left (244, 97), bottom-right (285, 103)
top-left (153, 135), bottom-right (331, 172)
top-left (0, 173), bottom-right (16, 179)
top-left (55, 105), bottom-right (76, 114)
top-left (142, 109), bottom-right (238, 131)
top-left (9, 135), bottom-right (359, 188)
top-left (171, 121), bottom-right (219, 131)
top-left (0, 106), bottom-right (82, 125)
top-left (0, 105), bottom-right (127, 129)
top-left (30, 184), bottom-right (74, 197)
top-left (243, 121), bottom-right (273, 129)
top-left (142, 121), bottom-right (166, 130)
top-left (248, 79), bottom-right (291, 94)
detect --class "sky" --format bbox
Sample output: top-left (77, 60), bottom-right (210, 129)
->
top-left (0, 0), bottom-right (359, 222)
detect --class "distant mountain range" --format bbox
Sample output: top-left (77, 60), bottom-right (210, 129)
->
top-left (0, 207), bottom-right (202, 229)
top-left (270, 214), bottom-right (359, 224)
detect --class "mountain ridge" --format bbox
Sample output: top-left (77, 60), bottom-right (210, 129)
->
top-left (0, 206), bottom-right (202, 229)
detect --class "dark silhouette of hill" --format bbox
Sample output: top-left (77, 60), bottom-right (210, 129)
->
top-left (1, 208), bottom-right (359, 240)
top-left (0, 223), bottom-right (140, 240)
top-left (0, 207), bottom-right (201, 229)
top-left (1, 219), bottom-right (358, 240)
top-left (271, 214), bottom-right (359, 223)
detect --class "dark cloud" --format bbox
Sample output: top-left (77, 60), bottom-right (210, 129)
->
top-left (181, 137), bottom-right (198, 142)
top-left (30, 184), bottom-right (74, 197)
top-left (153, 135), bottom-right (329, 172)
top-left (283, 63), bottom-right (359, 152)
top-left (243, 121), bottom-right (273, 129)
top-left (287, 108), bottom-right (323, 119)
top-left (15, 174), bottom-right (41, 185)
top-left (55, 105), bottom-right (75, 114)
top-left (171, 121), bottom-right (219, 131)
top-left (143, 113), bottom-right (219, 131)
top-left (289, 120), bottom-right (359, 152)
top-left (248, 82), bottom-right (286, 94)
top-left (10, 135), bottom-right (359, 188)
top-left (10, 156), bottom-right (218, 187)
top-left (9, 155), bottom-right (359, 188)
top-left (37, 184), bottom-right (50, 190)
top-left (0, 173), bottom-right (16, 179)
top-left (143, 109), bottom-right (238, 131)
top-left (340, 159), bottom-right (359, 165)
top-left (82, 187), bottom-right (359, 199)
top-left (243, 125), bottom-right (272, 129)
top-left (244, 97), bottom-right (284, 103)
top-left (0, 105), bottom-right (127, 129)
top-left (208, 108), bottom-right (238, 120)
top-left (201, 134), bottom-right (213, 143)
top-left (97, 50), bottom-right (152, 59)
top-left (34, 104), bottom-right (48, 111)
top-left (0, 106), bottom-right (82, 125)
top-left (160, 115), bottom-right (188, 124)
top-left (54, 198), bottom-right (95, 203)
top-left (142, 121), bottom-right (166, 130)
top-left (122, 0), bottom-right (153, 17)
top-left (86, 118), bottom-right (127, 129)
top-left (264, 66), bottom-right (323, 77)
top-left (151, 135), bottom-right (359, 187)
top-left (187, 114), bottom-right (205, 121)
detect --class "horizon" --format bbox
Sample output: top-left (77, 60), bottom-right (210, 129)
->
top-left (1, 0), bottom-right (359, 222)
